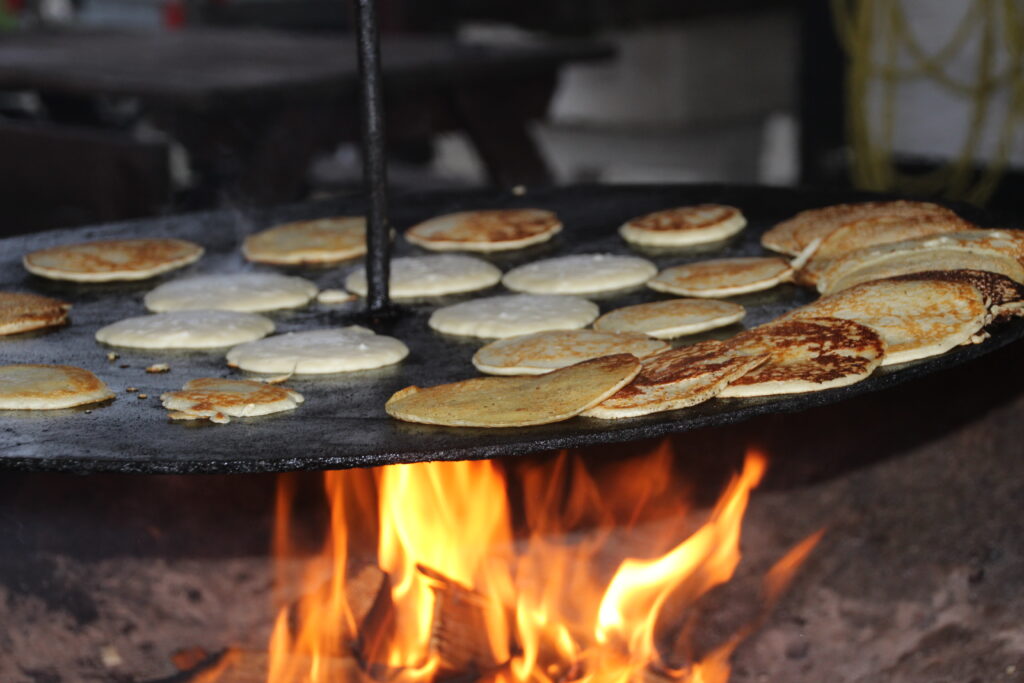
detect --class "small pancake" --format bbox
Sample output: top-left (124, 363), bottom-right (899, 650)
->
top-left (884, 270), bottom-right (1024, 320)
top-left (95, 310), bottom-right (275, 349)
top-left (385, 354), bottom-right (641, 427)
top-left (717, 317), bottom-right (885, 398)
top-left (593, 299), bottom-right (745, 339)
top-left (799, 212), bottom-right (976, 285)
top-left (144, 273), bottom-right (318, 313)
top-left (0, 364), bottom-right (114, 410)
top-left (405, 209), bottom-right (561, 252)
top-left (647, 257), bottom-right (793, 298)
top-left (242, 216), bottom-right (366, 265)
top-left (619, 204), bottom-right (746, 247)
top-left (226, 326), bottom-right (408, 374)
top-left (472, 329), bottom-right (669, 375)
top-left (429, 294), bottom-right (599, 339)
top-left (345, 254), bottom-right (501, 298)
top-left (581, 341), bottom-right (768, 419)
top-left (23, 238), bottom-right (203, 282)
top-left (502, 254), bottom-right (657, 295)
top-left (161, 378), bottom-right (303, 424)
top-left (817, 230), bottom-right (1024, 294)
top-left (786, 279), bottom-right (989, 365)
top-left (762, 201), bottom-right (958, 256)
top-left (0, 292), bottom-right (70, 336)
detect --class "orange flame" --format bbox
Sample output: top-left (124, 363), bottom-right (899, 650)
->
top-left (259, 444), bottom-right (820, 683)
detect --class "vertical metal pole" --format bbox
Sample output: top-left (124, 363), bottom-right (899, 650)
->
top-left (354, 0), bottom-right (390, 314)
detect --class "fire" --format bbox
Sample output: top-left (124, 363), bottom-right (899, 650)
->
top-left (258, 444), bottom-right (820, 683)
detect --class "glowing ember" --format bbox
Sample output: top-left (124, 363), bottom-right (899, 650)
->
top-left (254, 444), bottom-right (820, 683)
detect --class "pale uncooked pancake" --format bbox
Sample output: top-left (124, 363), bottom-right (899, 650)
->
top-left (428, 294), bottom-right (599, 339)
top-left (786, 279), bottom-right (989, 365)
top-left (0, 364), bottom-right (114, 410)
top-left (817, 230), bottom-right (1024, 294)
top-left (472, 329), bottom-right (669, 375)
top-left (581, 340), bottom-right (768, 419)
top-left (717, 317), bottom-right (885, 397)
top-left (345, 254), bottom-right (502, 298)
top-left (144, 273), bottom-right (318, 313)
top-left (0, 292), bottom-right (70, 336)
top-left (161, 378), bottom-right (303, 424)
top-left (226, 326), bottom-right (408, 374)
top-left (502, 254), bottom-right (657, 295)
top-left (647, 257), bottom-right (793, 298)
top-left (405, 209), bottom-right (561, 252)
top-left (23, 238), bottom-right (203, 282)
top-left (385, 354), bottom-right (641, 427)
top-left (619, 204), bottom-right (746, 247)
top-left (95, 310), bottom-right (275, 349)
top-left (761, 201), bottom-right (957, 256)
top-left (593, 299), bottom-right (745, 339)
top-left (242, 216), bottom-right (366, 265)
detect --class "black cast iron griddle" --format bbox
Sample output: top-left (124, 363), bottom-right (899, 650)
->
top-left (0, 184), bottom-right (1021, 474)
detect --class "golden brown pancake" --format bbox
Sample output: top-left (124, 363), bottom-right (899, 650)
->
top-left (593, 299), bottom-right (745, 339)
top-left (23, 238), bottom-right (203, 282)
top-left (242, 216), bottom-right (366, 265)
top-left (647, 257), bottom-right (793, 298)
top-left (472, 329), bottom-right (669, 375)
top-left (619, 204), bottom-right (746, 247)
top-left (762, 200), bottom-right (958, 256)
top-left (718, 317), bottom-right (885, 397)
top-left (161, 378), bottom-right (304, 424)
top-left (884, 270), bottom-right (1024, 320)
top-left (405, 209), bottom-right (561, 252)
top-left (581, 341), bottom-right (768, 419)
top-left (816, 229), bottom-right (1024, 294)
top-left (0, 292), bottom-right (70, 336)
top-left (385, 354), bottom-right (641, 427)
top-left (786, 279), bottom-right (989, 365)
top-left (799, 212), bottom-right (975, 285)
top-left (0, 364), bottom-right (114, 410)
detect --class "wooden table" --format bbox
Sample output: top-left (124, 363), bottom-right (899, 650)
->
top-left (0, 28), bottom-right (613, 205)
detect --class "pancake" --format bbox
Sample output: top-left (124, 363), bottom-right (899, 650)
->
top-left (799, 212), bottom-right (976, 285)
top-left (226, 326), bottom-right (408, 374)
top-left (647, 257), bottom-right (793, 298)
top-left (385, 354), bottom-right (641, 427)
top-left (95, 310), bottom-right (274, 349)
top-left (502, 254), bottom-right (657, 295)
top-left (593, 299), bottom-right (745, 339)
top-left (0, 292), bottom-right (70, 336)
top-left (243, 217), bottom-right (366, 265)
top-left (345, 254), bottom-right (501, 298)
top-left (761, 200), bottom-right (958, 256)
top-left (717, 317), bottom-right (885, 397)
top-left (405, 209), bottom-right (561, 252)
top-left (161, 378), bottom-right (303, 424)
top-left (144, 273), bottom-right (318, 313)
top-left (786, 279), bottom-right (990, 365)
top-left (0, 364), bottom-right (114, 410)
top-left (581, 341), bottom-right (768, 419)
top-left (472, 329), bottom-right (669, 375)
top-left (817, 230), bottom-right (1024, 294)
top-left (23, 238), bottom-right (203, 282)
top-left (428, 294), bottom-right (599, 339)
top-left (884, 270), bottom-right (1024, 320)
top-left (619, 204), bottom-right (746, 247)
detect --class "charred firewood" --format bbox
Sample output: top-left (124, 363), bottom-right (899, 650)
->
top-left (419, 565), bottom-right (510, 677)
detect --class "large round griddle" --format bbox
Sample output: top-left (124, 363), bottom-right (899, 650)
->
top-left (0, 184), bottom-right (1020, 474)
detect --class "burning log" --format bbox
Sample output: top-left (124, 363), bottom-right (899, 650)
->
top-left (420, 565), bottom-right (510, 676)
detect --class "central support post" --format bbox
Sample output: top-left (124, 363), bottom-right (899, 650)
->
top-left (354, 0), bottom-right (391, 314)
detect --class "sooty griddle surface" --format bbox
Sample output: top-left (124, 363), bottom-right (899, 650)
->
top-left (0, 184), bottom-right (1020, 474)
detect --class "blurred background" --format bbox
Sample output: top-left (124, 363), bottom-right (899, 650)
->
top-left (0, 0), bottom-right (1021, 235)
